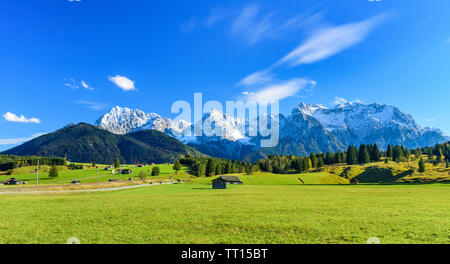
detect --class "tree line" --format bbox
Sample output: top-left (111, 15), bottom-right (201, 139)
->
top-left (0, 155), bottom-right (67, 171)
top-left (180, 142), bottom-right (450, 176)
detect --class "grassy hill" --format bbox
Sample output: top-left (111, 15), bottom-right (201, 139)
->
top-left (1, 123), bottom-right (205, 164)
top-left (323, 157), bottom-right (450, 184)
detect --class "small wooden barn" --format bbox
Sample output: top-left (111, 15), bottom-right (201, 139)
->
top-left (4, 178), bottom-right (23, 185)
top-left (118, 169), bottom-right (133, 174)
top-left (212, 176), bottom-right (243, 189)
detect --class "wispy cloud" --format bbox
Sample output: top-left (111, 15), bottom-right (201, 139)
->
top-left (0, 133), bottom-right (46, 145)
top-left (231, 3), bottom-right (275, 44)
top-left (76, 101), bottom-right (108, 111)
top-left (238, 70), bottom-right (275, 86)
top-left (277, 13), bottom-right (389, 66)
top-left (3, 112), bottom-right (41, 124)
top-left (243, 78), bottom-right (314, 103)
top-left (108, 75), bottom-right (136, 91)
top-left (80, 80), bottom-right (94, 90)
top-left (183, 3), bottom-right (321, 45)
top-left (64, 78), bottom-right (94, 90)
top-left (64, 78), bottom-right (79, 90)
top-left (425, 118), bottom-right (435, 122)
top-left (238, 13), bottom-right (389, 101)
top-left (332, 97), bottom-right (364, 106)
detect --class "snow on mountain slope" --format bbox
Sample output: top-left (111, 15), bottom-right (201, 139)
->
top-left (296, 102), bottom-right (448, 149)
top-left (96, 107), bottom-right (249, 143)
top-left (96, 103), bottom-right (449, 160)
top-left (95, 106), bottom-right (191, 136)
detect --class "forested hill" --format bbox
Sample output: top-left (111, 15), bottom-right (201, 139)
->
top-left (1, 123), bottom-right (206, 164)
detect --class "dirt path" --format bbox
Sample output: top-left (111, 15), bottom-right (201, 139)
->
top-left (0, 181), bottom-right (177, 195)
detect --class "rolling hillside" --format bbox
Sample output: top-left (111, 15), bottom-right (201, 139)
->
top-left (1, 123), bottom-right (205, 164)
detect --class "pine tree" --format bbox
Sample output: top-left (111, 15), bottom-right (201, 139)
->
top-left (49, 165), bottom-right (58, 178)
top-left (346, 146), bottom-right (358, 165)
top-left (205, 159), bottom-right (216, 177)
top-left (325, 152), bottom-right (333, 165)
top-left (151, 166), bottom-right (160, 176)
top-left (114, 158), bottom-right (120, 169)
top-left (418, 157), bottom-right (426, 173)
top-left (173, 161), bottom-right (182, 172)
top-left (393, 146), bottom-right (404, 162)
top-left (387, 144), bottom-right (394, 160)
top-left (302, 158), bottom-right (309, 171)
top-left (358, 145), bottom-right (371, 164)
top-left (371, 144), bottom-right (381, 162)
top-left (317, 156), bottom-right (325, 168)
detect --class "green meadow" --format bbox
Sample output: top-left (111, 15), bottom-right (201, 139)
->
top-left (0, 164), bottom-right (191, 186)
top-left (0, 177), bottom-right (448, 244)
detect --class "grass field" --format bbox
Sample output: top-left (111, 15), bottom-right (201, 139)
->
top-left (0, 181), bottom-right (448, 244)
top-left (0, 160), bottom-right (449, 244)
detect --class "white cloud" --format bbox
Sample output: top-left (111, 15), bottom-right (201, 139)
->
top-left (108, 75), bottom-right (136, 91)
top-left (76, 101), bottom-right (108, 111)
top-left (243, 78), bottom-right (313, 103)
top-left (238, 70), bottom-right (275, 86)
top-left (231, 3), bottom-right (275, 44)
top-left (80, 80), bottom-right (94, 90)
top-left (277, 13), bottom-right (388, 66)
top-left (64, 78), bottom-right (79, 90)
top-left (0, 133), bottom-right (46, 145)
top-left (3, 112), bottom-right (41, 124)
top-left (425, 118), bottom-right (435, 122)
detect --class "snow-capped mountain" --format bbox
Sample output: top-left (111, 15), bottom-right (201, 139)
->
top-left (95, 106), bottom-right (191, 136)
top-left (96, 103), bottom-right (449, 160)
top-left (296, 102), bottom-right (449, 149)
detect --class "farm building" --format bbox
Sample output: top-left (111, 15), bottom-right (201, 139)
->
top-left (212, 176), bottom-right (243, 189)
top-left (4, 178), bottom-right (24, 185)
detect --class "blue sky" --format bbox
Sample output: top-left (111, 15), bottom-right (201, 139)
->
top-left (1, 0), bottom-right (449, 150)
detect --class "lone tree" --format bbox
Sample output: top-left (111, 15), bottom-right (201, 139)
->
top-left (91, 161), bottom-right (96, 167)
top-left (173, 161), bottom-right (182, 173)
top-left (151, 166), bottom-right (160, 176)
top-left (114, 158), bottom-right (120, 169)
top-left (49, 165), bottom-right (59, 178)
top-left (418, 157), bottom-right (426, 173)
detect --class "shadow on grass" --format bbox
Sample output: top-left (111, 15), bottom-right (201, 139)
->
top-left (354, 167), bottom-right (414, 184)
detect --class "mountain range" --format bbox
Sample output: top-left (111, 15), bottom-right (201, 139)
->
top-left (94, 102), bottom-right (449, 161)
top-left (2, 102), bottom-right (448, 163)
